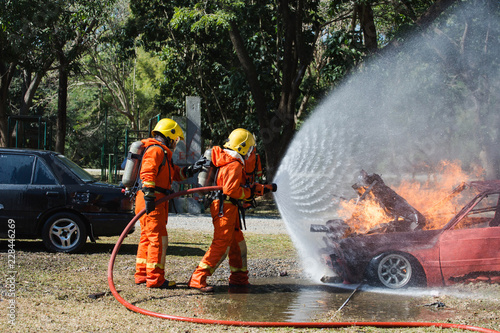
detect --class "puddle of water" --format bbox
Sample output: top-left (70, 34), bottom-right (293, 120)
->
top-left (189, 277), bottom-right (454, 322)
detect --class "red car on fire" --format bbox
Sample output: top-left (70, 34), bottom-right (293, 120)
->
top-left (314, 172), bottom-right (500, 289)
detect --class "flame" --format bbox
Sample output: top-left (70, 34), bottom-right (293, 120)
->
top-left (337, 161), bottom-right (484, 233)
top-left (338, 193), bottom-right (391, 233)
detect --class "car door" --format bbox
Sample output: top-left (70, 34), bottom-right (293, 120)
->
top-left (0, 153), bottom-right (36, 234)
top-left (22, 156), bottom-right (66, 234)
top-left (439, 193), bottom-right (500, 284)
top-left (0, 153), bottom-right (65, 236)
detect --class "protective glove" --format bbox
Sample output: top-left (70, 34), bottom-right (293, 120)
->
top-left (143, 188), bottom-right (156, 214)
top-left (184, 156), bottom-right (208, 178)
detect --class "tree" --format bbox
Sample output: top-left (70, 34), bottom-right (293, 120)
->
top-left (127, 1), bottom-right (343, 177)
top-left (50, 0), bottom-right (116, 154)
top-left (380, 0), bottom-right (500, 178)
top-left (82, 44), bottom-right (164, 131)
top-left (0, 0), bottom-right (116, 153)
top-left (6, 0), bottom-right (469, 176)
top-left (431, 0), bottom-right (500, 178)
top-left (127, 0), bottom-right (443, 178)
top-left (0, 0), bottom-right (58, 146)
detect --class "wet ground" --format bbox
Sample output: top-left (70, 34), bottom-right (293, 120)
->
top-left (189, 277), bottom-right (455, 323)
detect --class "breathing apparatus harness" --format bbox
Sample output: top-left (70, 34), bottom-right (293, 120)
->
top-left (123, 142), bottom-right (174, 199)
top-left (198, 147), bottom-right (277, 230)
top-left (198, 147), bottom-right (248, 230)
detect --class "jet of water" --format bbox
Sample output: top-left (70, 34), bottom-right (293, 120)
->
top-left (273, 0), bottom-right (500, 281)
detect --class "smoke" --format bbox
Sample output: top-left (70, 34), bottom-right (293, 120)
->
top-left (273, 0), bottom-right (500, 280)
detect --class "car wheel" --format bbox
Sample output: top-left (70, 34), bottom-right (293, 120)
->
top-left (42, 212), bottom-right (87, 253)
top-left (369, 252), bottom-right (422, 289)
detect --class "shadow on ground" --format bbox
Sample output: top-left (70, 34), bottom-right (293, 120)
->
top-left (0, 239), bottom-right (206, 256)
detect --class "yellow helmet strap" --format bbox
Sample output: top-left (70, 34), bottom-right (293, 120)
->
top-left (244, 146), bottom-right (254, 159)
top-left (165, 136), bottom-right (179, 150)
top-left (152, 133), bottom-right (175, 150)
top-left (153, 132), bottom-right (167, 142)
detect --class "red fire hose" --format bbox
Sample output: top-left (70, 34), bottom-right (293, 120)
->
top-left (107, 186), bottom-right (499, 332)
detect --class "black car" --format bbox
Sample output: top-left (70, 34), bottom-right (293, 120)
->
top-left (0, 148), bottom-right (134, 253)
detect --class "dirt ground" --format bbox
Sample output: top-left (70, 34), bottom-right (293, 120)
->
top-left (1, 214), bottom-right (500, 332)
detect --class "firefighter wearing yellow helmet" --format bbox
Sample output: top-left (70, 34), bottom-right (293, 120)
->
top-left (223, 128), bottom-right (255, 156)
top-left (152, 118), bottom-right (185, 150)
top-left (189, 128), bottom-right (256, 292)
top-left (135, 118), bottom-right (201, 289)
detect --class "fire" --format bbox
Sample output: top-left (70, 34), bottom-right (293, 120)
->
top-left (338, 193), bottom-right (391, 233)
top-left (337, 161), bottom-right (484, 233)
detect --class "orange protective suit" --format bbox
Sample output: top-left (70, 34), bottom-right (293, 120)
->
top-left (189, 146), bottom-right (252, 289)
top-left (134, 138), bottom-right (186, 288)
top-left (245, 149), bottom-right (263, 186)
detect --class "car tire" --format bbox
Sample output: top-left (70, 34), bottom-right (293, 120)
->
top-left (367, 252), bottom-right (424, 289)
top-left (42, 212), bottom-right (87, 253)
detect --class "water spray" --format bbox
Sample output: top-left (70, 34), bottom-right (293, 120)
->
top-left (272, 0), bottom-right (500, 282)
top-left (107, 186), bottom-right (499, 332)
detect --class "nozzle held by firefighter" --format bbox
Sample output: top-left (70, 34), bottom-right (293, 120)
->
top-left (252, 182), bottom-right (278, 196)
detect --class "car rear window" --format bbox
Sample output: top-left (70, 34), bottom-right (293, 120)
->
top-left (0, 153), bottom-right (35, 184)
top-left (55, 154), bottom-right (95, 183)
top-left (33, 158), bottom-right (58, 185)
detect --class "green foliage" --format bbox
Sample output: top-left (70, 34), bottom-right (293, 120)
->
top-left (124, 0), bottom-right (440, 173)
top-left (0, 0), bottom-right (59, 70)
top-left (171, 7), bottom-right (236, 31)
top-left (12, 0), bottom-right (493, 176)
top-left (65, 86), bottom-right (104, 167)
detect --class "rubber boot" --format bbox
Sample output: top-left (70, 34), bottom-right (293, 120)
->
top-left (189, 267), bottom-right (214, 292)
top-left (229, 270), bottom-right (249, 286)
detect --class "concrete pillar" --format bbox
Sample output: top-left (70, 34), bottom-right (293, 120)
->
top-left (172, 96), bottom-right (203, 213)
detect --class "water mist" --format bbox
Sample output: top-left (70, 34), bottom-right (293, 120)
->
top-left (273, 0), bottom-right (500, 281)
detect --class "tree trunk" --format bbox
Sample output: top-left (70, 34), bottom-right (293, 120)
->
top-left (56, 62), bottom-right (68, 154)
top-left (228, 21), bottom-right (268, 129)
top-left (19, 71), bottom-right (44, 115)
top-left (0, 62), bottom-right (16, 147)
top-left (358, 3), bottom-right (378, 52)
top-left (415, 0), bottom-right (457, 28)
top-left (228, 1), bottom-right (317, 180)
top-left (228, 21), bottom-right (283, 176)
top-left (228, 19), bottom-right (295, 180)
top-left (0, 103), bottom-right (8, 147)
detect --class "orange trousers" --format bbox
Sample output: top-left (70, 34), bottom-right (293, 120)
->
top-left (134, 192), bottom-right (169, 288)
top-left (189, 200), bottom-right (248, 288)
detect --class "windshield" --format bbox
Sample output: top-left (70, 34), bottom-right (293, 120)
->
top-left (55, 155), bottom-right (95, 183)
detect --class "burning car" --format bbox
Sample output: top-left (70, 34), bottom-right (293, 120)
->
top-left (312, 170), bottom-right (500, 289)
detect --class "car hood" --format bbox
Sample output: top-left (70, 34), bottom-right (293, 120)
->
top-left (329, 229), bottom-right (443, 259)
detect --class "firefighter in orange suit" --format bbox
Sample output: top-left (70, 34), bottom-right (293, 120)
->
top-left (188, 128), bottom-right (256, 292)
top-left (135, 118), bottom-right (200, 289)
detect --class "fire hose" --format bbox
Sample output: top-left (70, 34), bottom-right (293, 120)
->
top-left (107, 186), bottom-right (499, 333)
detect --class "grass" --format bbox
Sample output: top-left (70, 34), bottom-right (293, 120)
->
top-left (1, 218), bottom-right (500, 332)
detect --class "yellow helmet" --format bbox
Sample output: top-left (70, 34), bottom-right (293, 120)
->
top-left (223, 128), bottom-right (255, 156)
top-left (152, 118), bottom-right (184, 142)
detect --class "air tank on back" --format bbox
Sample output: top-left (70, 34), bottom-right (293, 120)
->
top-left (121, 141), bottom-right (145, 188)
top-left (197, 148), bottom-right (215, 187)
